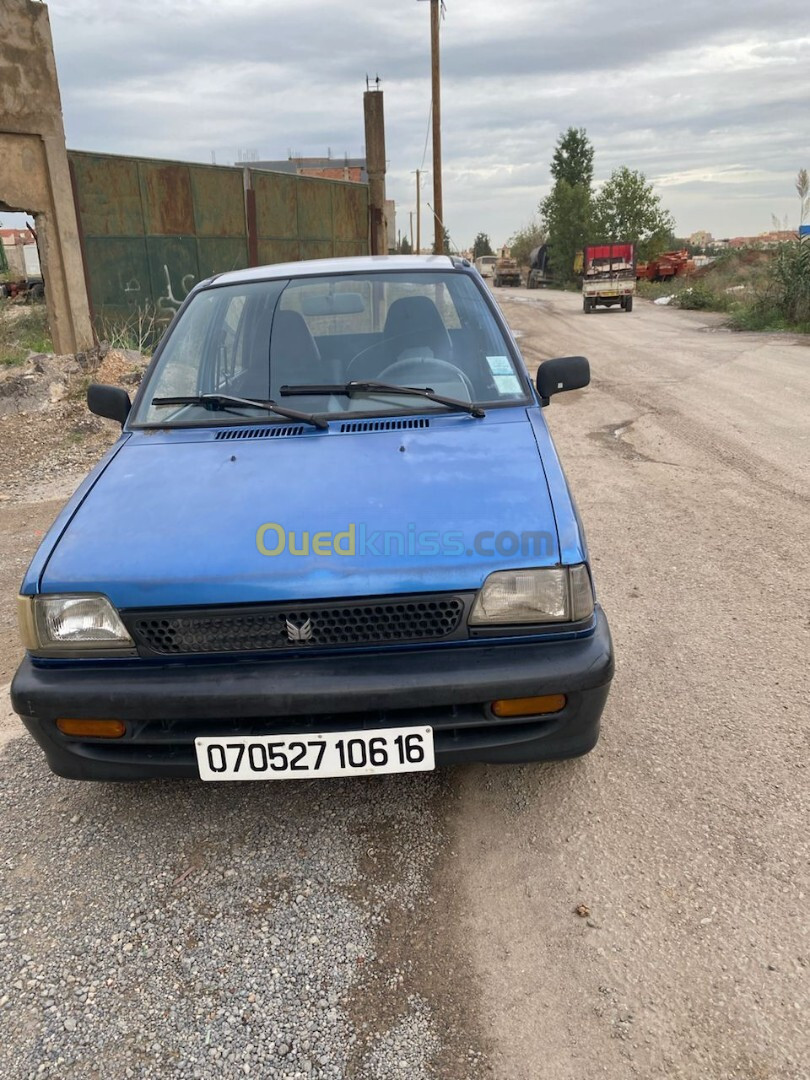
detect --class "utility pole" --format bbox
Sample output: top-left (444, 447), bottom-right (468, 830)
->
top-left (429, 0), bottom-right (444, 253)
top-left (415, 169), bottom-right (421, 253)
top-left (409, 211), bottom-right (415, 251)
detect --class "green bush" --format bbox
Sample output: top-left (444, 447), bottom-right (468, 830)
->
top-left (725, 241), bottom-right (810, 332)
top-left (762, 239), bottom-right (810, 325)
top-left (675, 281), bottom-right (731, 311)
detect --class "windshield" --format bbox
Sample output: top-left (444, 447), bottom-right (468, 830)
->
top-left (133, 270), bottom-right (528, 426)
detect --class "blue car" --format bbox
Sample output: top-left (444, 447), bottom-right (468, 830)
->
top-left (12, 256), bottom-right (613, 782)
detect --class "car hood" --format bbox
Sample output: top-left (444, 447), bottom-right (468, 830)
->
top-left (40, 412), bottom-right (562, 608)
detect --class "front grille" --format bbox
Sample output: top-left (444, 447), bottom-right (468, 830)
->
top-left (128, 593), bottom-right (469, 656)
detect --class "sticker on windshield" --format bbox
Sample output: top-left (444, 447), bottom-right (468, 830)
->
top-left (486, 355), bottom-right (513, 376)
top-left (493, 374), bottom-right (522, 395)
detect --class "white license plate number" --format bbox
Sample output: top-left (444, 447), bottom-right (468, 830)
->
top-left (195, 726), bottom-right (435, 781)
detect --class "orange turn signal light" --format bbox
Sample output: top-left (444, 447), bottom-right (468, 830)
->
top-left (491, 694), bottom-right (567, 718)
top-left (56, 718), bottom-right (126, 739)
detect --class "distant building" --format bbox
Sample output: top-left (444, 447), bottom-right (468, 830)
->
top-left (1, 227), bottom-right (37, 277)
top-left (689, 230), bottom-right (713, 248)
top-left (249, 156), bottom-right (368, 184)
top-left (728, 230), bottom-right (797, 249)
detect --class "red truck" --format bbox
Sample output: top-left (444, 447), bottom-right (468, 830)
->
top-left (582, 242), bottom-right (636, 313)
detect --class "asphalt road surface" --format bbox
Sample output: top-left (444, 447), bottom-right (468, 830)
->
top-left (1, 289), bottom-right (807, 1079)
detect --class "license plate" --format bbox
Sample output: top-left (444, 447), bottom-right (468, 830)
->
top-left (195, 726), bottom-right (435, 781)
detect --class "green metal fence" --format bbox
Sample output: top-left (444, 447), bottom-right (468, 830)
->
top-left (68, 151), bottom-right (371, 328)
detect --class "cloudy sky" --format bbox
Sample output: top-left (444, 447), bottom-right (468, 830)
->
top-left (26, 0), bottom-right (810, 245)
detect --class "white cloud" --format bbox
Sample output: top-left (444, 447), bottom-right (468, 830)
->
top-left (37, 0), bottom-right (810, 247)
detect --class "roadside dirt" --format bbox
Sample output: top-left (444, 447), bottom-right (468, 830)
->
top-left (449, 286), bottom-right (809, 1078)
top-left (0, 292), bottom-right (807, 1078)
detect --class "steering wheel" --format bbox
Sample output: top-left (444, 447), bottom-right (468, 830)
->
top-left (346, 331), bottom-right (450, 383)
top-left (376, 357), bottom-right (475, 402)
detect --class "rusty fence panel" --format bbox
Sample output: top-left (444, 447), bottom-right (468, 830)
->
top-left (69, 151), bottom-right (371, 337)
top-left (69, 151), bottom-right (250, 329)
top-left (248, 169), bottom-right (370, 265)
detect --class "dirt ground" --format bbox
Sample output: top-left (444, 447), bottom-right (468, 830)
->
top-left (0, 291), bottom-right (808, 1077)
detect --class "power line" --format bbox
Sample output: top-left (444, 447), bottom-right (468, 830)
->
top-left (419, 103), bottom-right (432, 173)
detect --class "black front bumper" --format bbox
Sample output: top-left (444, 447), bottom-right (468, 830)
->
top-left (11, 608), bottom-right (614, 780)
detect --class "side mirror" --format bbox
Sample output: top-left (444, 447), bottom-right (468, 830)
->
top-left (87, 384), bottom-right (131, 427)
top-left (536, 356), bottom-right (590, 405)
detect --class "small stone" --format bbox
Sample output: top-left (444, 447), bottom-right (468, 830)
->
top-left (63, 1017), bottom-right (77, 1032)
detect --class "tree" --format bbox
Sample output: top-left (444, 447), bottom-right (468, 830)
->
top-left (591, 167), bottom-right (675, 260)
top-left (398, 235), bottom-right (413, 255)
top-left (508, 219), bottom-right (546, 267)
top-left (472, 232), bottom-right (493, 260)
top-left (434, 224), bottom-right (452, 255)
top-left (541, 180), bottom-right (592, 282)
top-left (538, 128), bottom-right (595, 281)
top-left (550, 127), bottom-right (595, 189)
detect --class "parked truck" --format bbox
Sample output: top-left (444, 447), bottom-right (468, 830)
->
top-left (582, 242), bottom-right (635, 313)
top-left (493, 250), bottom-right (521, 288)
top-left (526, 244), bottom-right (552, 289)
top-left (0, 230), bottom-right (44, 301)
top-left (474, 254), bottom-right (497, 279)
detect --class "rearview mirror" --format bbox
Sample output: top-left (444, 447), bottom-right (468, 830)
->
top-left (87, 383), bottom-right (131, 427)
top-left (300, 292), bottom-right (366, 316)
top-left (536, 356), bottom-right (590, 404)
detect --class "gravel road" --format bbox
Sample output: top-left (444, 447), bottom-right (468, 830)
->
top-left (1, 289), bottom-right (808, 1078)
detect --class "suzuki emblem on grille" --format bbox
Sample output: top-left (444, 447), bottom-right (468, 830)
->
top-left (285, 617), bottom-right (313, 642)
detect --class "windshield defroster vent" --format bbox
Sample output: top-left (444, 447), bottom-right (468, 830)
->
top-left (215, 425), bottom-right (307, 441)
top-left (339, 418), bottom-right (430, 434)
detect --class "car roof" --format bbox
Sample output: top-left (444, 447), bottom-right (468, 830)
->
top-left (212, 254), bottom-right (458, 288)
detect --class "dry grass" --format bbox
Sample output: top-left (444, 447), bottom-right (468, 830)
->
top-left (0, 302), bottom-right (52, 366)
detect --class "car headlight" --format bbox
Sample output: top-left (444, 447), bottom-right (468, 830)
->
top-left (18, 594), bottom-right (135, 655)
top-left (469, 565), bottom-right (594, 625)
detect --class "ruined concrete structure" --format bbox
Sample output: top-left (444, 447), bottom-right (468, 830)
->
top-left (0, 0), bottom-right (93, 353)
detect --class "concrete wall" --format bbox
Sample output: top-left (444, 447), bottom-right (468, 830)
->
top-left (0, 0), bottom-right (93, 353)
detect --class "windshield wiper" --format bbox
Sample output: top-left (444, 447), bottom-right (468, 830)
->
top-left (280, 381), bottom-right (486, 418)
top-left (150, 393), bottom-right (328, 429)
